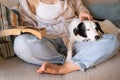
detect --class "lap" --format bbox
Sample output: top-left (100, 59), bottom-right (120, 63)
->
top-left (13, 34), bottom-right (119, 68)
top-left (74, 34), bottom-right (119, 54)
top-left (72, 34), bottom-right (120, 70)
top-left (13, 34), bottom-right (65, 65)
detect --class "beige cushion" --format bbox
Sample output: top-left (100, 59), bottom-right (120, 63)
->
top-left (0, 3), bottom-right (19, 59)
top-left (0, 0), bottom-right (18, 8)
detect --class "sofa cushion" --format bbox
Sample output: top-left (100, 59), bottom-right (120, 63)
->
top-left (0, 3), bottom-right (19, 59)
top-left (83, 0), bottom-right (120, 28)
top-left (0, 0), bottom-right (18, 8)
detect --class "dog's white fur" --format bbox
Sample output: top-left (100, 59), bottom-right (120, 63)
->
top-left (66, 18), bottom-right (101, 61)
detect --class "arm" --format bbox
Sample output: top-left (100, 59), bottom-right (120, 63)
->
top-left (72, 0), bottom-right (93, 21)
top-left (12, 0), bottom-right (38, 26)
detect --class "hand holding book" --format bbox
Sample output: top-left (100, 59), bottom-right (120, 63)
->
top-left (0, 26), bottom-right (46, 39)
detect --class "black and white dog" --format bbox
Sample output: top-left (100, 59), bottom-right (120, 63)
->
top-left (66, 18), bottom-right (104, 61)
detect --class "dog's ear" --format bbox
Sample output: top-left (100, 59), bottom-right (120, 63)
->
top-left (73, 27), bottom-right (79, 36)
top-left (95, 22), bottom-right (104, 34)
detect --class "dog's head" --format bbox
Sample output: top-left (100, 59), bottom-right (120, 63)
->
top-left (73, 21), bottom-right (104, 41)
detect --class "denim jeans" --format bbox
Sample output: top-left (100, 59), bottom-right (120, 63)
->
top-left (14, 34), bottom-right (120, 71)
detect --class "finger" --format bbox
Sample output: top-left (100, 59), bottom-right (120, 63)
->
top-left (90, 16), bottom-right (93, 20)
top-left (79, 16), bottom-right (83, 22)
top-left (87, 15), bottom-right (91, 21)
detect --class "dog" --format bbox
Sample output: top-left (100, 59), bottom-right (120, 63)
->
top-left (66, 18), bottom-right (104, 61)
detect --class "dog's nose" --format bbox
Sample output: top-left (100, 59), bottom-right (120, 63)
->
top-left (95, 35), bottom-right (100, 40)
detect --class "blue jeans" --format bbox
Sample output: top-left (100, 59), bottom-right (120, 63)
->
top-left (13, 34), bottom-right (120, 71)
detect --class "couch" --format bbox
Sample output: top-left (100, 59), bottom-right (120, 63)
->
top-left (0, 0), bottom-right (120, 80)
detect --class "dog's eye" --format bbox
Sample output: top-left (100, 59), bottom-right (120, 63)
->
top-left (86, 29), bottom-right (90, 31)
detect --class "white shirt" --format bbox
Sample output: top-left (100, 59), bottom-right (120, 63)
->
top-left (36, 0), bottom-right (62, 20)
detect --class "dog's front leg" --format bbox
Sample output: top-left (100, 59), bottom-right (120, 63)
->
top-left (66, 39), bottom-right (75, 62)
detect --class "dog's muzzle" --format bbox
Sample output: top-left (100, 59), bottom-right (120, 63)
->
top-left (83, 35), bottom-right (101, 42)
top-left (83, 39), bottom-right (91, 42)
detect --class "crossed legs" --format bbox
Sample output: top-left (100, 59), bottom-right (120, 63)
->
top-left (37, 34), bottom-right (120, 75)
top-left (14, 34), bottom-right (119, 75)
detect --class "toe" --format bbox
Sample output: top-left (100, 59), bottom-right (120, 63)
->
top-left (37, 62), bottom-right (48, 73)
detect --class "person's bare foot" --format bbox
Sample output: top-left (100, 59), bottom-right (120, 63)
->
top-left (37, 62), bottom-right (80, 75)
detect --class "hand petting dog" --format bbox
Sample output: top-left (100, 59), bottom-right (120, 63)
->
top-left (79, 10), bottom-right (93, 21)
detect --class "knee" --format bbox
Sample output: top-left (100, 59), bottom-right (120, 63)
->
top-left (103, 34), bottom-right (118, 41)
top-left (102, 34), bottom-right (120, 53)
top-left (13, 34), bottom-right (37, 52)
top-left (14, 34), bottom-right (28, 43)
top-left (13, 34), bottom-right (29, 52)
top-left (14, 34), bottom-right (31, 45)
top-left (13, 34), bottom-right (47, 54)
top-left (102, 34), bottom-right (119, 46)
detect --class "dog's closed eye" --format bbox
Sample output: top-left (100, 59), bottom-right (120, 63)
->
top-left (86, 29), bottom-right (90, 31)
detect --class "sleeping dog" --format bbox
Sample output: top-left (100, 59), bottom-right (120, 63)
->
top-left (66, 18), bottom-right (104, 61)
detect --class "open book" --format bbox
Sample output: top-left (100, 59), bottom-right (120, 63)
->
top-left (0, 26), bottom-right (46, 39)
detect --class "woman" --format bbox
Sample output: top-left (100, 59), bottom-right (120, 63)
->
top-left (13, 0), bottom-right (119, 74)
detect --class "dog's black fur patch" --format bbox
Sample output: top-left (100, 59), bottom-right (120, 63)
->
top-left (73, 22), bottom-right (87, 37)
